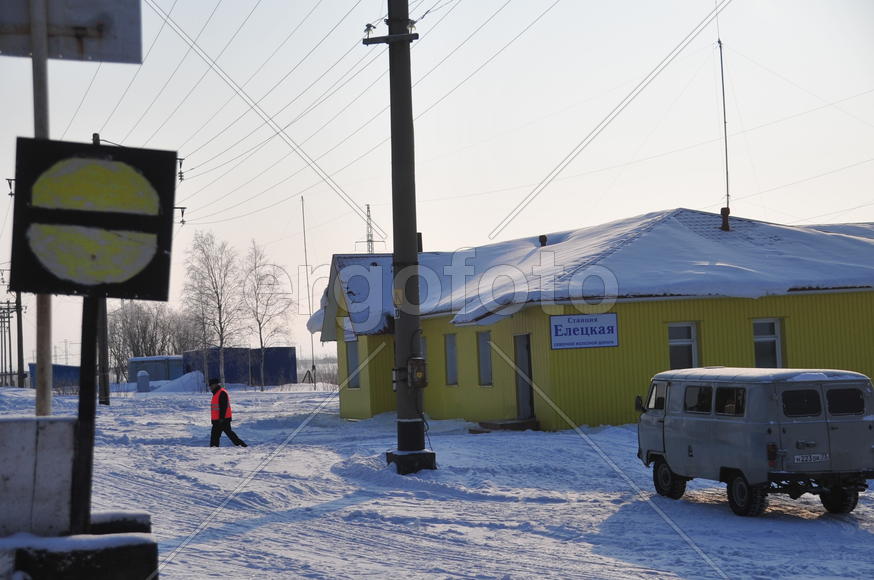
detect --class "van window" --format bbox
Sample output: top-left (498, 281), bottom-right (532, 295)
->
top-left (782, 389), bottom-right (821, 417)
top-left (715, 387), bottom-right (745, 416)
top-left (684, 385), bottom-right (712, 413)
top-left (826, 388), bottom-right (865, 415)
top-left (646, 383), bottom-right (667, 410)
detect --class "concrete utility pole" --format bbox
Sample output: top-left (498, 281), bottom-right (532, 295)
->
top-left (364, 0), bottom-right (436, 474)
top-left (16, 291), bottom-right (24, 387)
top-left (31, 0), bottom-right (52, 415)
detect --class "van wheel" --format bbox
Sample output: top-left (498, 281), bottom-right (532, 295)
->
top-left (820, 487), bottom-right (859, 514)
top-left (727, 474), bottom-right (768, 516)
top-left (653, 458), bottom-right (686, 499)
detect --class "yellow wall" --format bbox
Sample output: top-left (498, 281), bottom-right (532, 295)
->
top-left (336, 291), bottom-right (874, 431)
top-left (337, 331), bottom-right (396, 419)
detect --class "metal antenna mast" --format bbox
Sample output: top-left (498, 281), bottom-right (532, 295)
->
top-left (718, 37), bottom-right (731, 231)
top-left (365, 204), bottom-right (374, 254)
top-left (301, 197), bottom-right (316, 386)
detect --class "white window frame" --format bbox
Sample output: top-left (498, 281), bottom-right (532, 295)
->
top-left (668, 322), bottom-right (699, 369)
top-left (753, 318), bottom-right (783, 368)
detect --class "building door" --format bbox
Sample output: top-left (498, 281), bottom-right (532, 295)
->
top-left (514, 334), bottom-right (534, 419)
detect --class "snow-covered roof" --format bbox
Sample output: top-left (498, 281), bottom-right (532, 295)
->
top-left (309, 208), bottom-right (874, 340)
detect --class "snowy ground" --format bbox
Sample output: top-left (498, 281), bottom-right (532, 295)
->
top-left (2, 386), bottom-right (873, 579)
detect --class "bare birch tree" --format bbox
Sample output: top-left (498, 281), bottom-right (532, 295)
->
top-left (183, 231), bottom-right (244, 384)
top-left (242, 240), bottom-right (293, 389)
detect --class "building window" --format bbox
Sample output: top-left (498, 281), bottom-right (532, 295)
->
top-left (444, 334), bottom-right (458, 385)
top-left (668, 323), bottom-right (698, 369)
top-left (753, 318), bottom-right (782, 368)
top-left (345, 340), bottom-right (360, 389)
top-left (477, 331), bottom-right (492, 386)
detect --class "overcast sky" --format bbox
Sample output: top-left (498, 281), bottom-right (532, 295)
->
top-left (1, 0), bottom-right (872, 367)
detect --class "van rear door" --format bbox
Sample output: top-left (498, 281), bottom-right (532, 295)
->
top-left (822, 381), bottom-right (874, 472)
top-left (776, 384), bottom-right (831, 472)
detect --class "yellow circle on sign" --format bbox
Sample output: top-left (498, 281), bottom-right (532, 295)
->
top-left (28, 158), bottom-right (160, 285)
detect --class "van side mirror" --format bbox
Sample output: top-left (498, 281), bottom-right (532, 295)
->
top-left (635, 395), bottom-right (645, 412)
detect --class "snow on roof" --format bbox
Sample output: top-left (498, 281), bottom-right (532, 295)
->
top-left (310, 208), bottom-right (874, 339)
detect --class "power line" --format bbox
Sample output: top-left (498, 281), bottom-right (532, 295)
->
top-left (99, 0), bottom-right (181, 134)
top-left (183, 0), bottom-right (365, 159)
top-left (185, 0), bottom-right (565, 227)
top-left (489, 0), bottom-right (735, 239)
top-left (179, 46), bottom-right (382, 212)
top-left (140, 0), bottom-right (267, 147)
top-left (59, 63), bottom-right (102, 140)
top-left (176, 0), bottom-right (327, 152)
top-left (183, 39), bottom-right (367, 180)
top-left (184, 0), bottom-right (446, 190)
top-left (183, 0), bottom-right (467, 221)
top-left (143, 0), bottom-right (387, 239)
top-left (120, 0), bottom-right (225, 144)
top-left (710, 155), bottom-right (874, 206)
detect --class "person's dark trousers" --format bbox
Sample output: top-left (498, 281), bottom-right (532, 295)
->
top-left (210, 418), bottom-right (247, 447)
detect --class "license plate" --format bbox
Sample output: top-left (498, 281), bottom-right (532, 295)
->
top-left (794, 453), bottom-right (829, 464)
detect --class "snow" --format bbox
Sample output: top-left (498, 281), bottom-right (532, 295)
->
top-left (1, 385), bottom-right (873, 578)
top-left (0, 532), bottom-right (154, 552)
top-left (149, 371), bottom-right (205, 393)
top-left (310, 208), bottom-right (874, 336)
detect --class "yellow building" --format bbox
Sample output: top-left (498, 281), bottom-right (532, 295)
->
top-left (308, 209), bottom-right (874, 430)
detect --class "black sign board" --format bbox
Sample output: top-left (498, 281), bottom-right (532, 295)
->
top-left (10, 138), bottom-right (176, 300)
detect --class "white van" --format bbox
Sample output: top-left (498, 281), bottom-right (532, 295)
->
top-left (635, 367), bottom-right (874, 516)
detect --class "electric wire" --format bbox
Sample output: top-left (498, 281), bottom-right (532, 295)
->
top-left (120, 0), bottom-right (225, 144)
top-left (707, 155), bottom-right (874, 207)
top-left (59, 63), bottom-right (102, 140)
top-left (489, 0), bottom-right (735, 239)
top-left (140, 0), bottom-right (267, 147)
top-left (727, 45), bottom-right (874, 131)
top-left (180, 51), bottom-right (387, 210)
top-left (176, 0), bottom-right (327, 152)
top-left (99, 0), bottom-right (181, 134)
top-left (183, 0), bottom-right (365, 160)
top-left (183, 39), bottom-right (368, 181)
top-left (795, 198), bottom-right (874, 223)
top-left (183, 0), bottom-right (465, 222)
top-left (183, 0), bottom-right (444, 185)
top-left (143, 0), bottom-right (386, 238)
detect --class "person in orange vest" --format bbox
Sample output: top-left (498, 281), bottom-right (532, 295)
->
top-left (209, 378), bottom-right (247, 447)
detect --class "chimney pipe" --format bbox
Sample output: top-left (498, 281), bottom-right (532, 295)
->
top-left (720, 207), bottom-right (730, 232)
top-left (539, 234), bottom-right (548, 247)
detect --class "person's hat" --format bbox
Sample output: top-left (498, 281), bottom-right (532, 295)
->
top-left (208, 378), bottom-right (220, 386)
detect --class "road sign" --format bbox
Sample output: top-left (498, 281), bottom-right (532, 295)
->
top-left (10, 138), bottom-right (176, 300)
top-left (0, 0), bottom-right (141, 63)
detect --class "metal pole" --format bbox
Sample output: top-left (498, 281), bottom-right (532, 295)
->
top-left (16, 292), bottom-right (24, 387)
top-left (718, 38), bottom-right (730, 210)
top-left (381, 0), bottom-right (434, 473)
top-left (94, 133), bottom-right (111, 405)
top-left (70, 296), bottom-right (99, 533)
top-left (31, 0), bottom-right (53, 413)
top-left (301, 197), bottom-right (317, 387)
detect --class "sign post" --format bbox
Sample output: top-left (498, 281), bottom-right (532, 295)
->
top-left (10, 138), bottom-right (176, 534)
